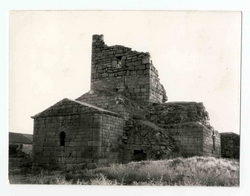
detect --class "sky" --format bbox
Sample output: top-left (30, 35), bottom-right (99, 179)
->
top-left (9, 11), bottom-right (241, 134)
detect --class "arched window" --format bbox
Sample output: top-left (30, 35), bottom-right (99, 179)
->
top-left (59, 131), bottom-right (66, 146)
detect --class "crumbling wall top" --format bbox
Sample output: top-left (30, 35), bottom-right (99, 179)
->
top-left (90, 34), bottom-right (167, 103)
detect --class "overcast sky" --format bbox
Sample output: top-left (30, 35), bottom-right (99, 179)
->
top-left (9, 11), bottom-right (241, 134)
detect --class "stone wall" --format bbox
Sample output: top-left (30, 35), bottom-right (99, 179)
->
top-left (76, 89), bottom-right (144, 120)
top-left (143, 102), bottom-right (220, 158)
top-left (122, 119), bottom-right (180, 163)
top-left (91, 34), bottom-right (167, 103)
top-left (203, 127), bottom-right (221, 157)
top-left (32, 98), bottom-right (124, 168)
top-left (145, 102), bottom-right (211, 128)
top-left (149, 123), bottom-right (220, 158)
top-left (165, 123), bottom-right (204, 157)
top-left (220, 132), bottom-right (240, 159)
top-left (76, 93), bottom-right (221, 160)
top-left (100, 114), bottom-right (124, 164)
top-left (33, 113), bottom-right (95, 167)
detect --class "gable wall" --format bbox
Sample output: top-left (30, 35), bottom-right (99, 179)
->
top-left (33, 102), bottom-right (124, 168)
top-left (33, 113), bottom-right (97, 167)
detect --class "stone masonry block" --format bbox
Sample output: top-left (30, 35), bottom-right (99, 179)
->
top-left (88, 141), bottom-right (102, 147)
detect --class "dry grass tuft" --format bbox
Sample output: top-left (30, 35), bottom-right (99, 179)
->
top-left (91, 156), bottom-right (239, 186)
top-left (9, 156), bottom-right (239, 186)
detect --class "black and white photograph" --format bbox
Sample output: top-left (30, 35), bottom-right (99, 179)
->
top-left (7, 11), bottom-right (242, 187)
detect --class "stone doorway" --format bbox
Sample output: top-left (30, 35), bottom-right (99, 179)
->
top-left (132, 150), bottom-right (147, 162)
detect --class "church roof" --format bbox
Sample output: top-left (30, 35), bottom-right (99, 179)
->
top-left (31, 98), bottom-right (121, 119)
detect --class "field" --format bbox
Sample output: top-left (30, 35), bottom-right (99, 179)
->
top-left (9, 156), bottom-right (239, 186)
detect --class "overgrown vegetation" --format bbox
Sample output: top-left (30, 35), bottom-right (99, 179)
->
top-left (9, 156), bottom-right (239, 186)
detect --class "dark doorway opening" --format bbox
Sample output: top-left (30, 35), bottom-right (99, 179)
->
top-left (59, 131), bottom-right (66, 146)
top-left (132, 150), bottom-right (147, 162)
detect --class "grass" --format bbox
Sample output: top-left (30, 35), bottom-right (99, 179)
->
top-left (9, 156), bottom-right (239, 186)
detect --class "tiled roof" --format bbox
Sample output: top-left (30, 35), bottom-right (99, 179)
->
top-left (9, 132), bottom-right (33, 144)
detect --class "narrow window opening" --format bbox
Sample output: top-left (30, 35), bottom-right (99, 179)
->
top-left (59, 131), bottom-right (66, 146)
top-left (116, 56), bottom-right (122, 68)
top-left (212, 131), bottom-right (216, 151)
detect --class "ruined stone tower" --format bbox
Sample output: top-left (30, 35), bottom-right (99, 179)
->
top-left (90, 34), bottom-right (167, 103)
top-left (32, 35), bottom-right (221, 168)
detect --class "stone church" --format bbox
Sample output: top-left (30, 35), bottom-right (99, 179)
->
top-left (32, 35), bottom-right (221, 168)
